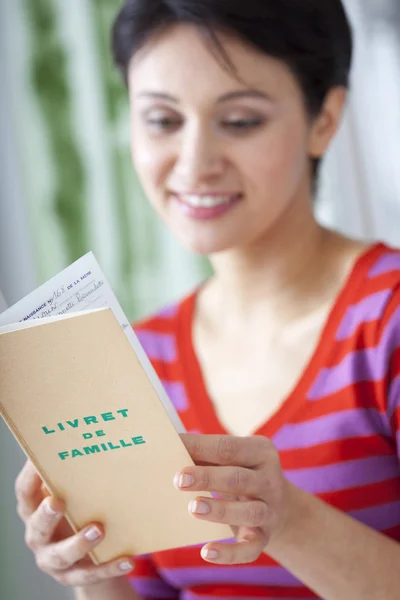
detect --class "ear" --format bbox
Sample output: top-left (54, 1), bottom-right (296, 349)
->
top-left (308, 87), bottom-right (347, 158)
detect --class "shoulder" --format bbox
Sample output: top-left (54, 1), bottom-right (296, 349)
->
top-left (338, 242), bottom-right (400, 340)
top-left (364, 242), bottom-right (400, 283)
top-left (366, 244), bottom-right (400, 370)
top-left (338, 242), bottom-right (400, 394)
top-left (133, 301), bottom-right (180, 333)
top-left (308, 243), bottom-right (400, 406)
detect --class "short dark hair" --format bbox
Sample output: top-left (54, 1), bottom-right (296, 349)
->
top-left (112, 0), bottom-right (353, 180)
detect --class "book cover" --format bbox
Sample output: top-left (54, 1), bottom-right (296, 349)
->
top-left (0, 308), bottom-right (231, 564)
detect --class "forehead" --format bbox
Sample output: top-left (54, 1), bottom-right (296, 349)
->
top-left (128, 23), bottom-right (299, 101)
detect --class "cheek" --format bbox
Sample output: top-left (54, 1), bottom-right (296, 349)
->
top-left (244, 122), bottom-right (309, 195)
top-left (131, 137), bottom-right (170, 197)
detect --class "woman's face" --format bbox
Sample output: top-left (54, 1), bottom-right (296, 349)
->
top-left (128, 24), bottom-right (326, 255)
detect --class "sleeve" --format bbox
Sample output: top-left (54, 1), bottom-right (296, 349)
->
top-left (125, 554), bottom-right (179, 599)
top-left (381, 287), bottom-right (400, 451)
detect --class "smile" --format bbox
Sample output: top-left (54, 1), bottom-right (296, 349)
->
top-left (176, 193), bottom-right (241, 208)
top-left (170, 192), bottom-right (242, 221)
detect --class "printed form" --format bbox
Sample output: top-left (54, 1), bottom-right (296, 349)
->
top-left (0, 252), bottom-right (185, 433)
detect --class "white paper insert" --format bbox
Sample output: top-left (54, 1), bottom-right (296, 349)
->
top-left (0, 252), bottom-right (185, 433)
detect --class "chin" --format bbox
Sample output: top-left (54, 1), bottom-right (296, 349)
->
top-left (175, 229), bottom-right (240, 257)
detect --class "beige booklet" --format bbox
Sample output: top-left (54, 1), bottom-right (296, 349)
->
top-left (0, 279), bottom-right (231, 565)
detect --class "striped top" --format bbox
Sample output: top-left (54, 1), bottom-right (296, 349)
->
top-left (127, 242), bottom-right (400, 600)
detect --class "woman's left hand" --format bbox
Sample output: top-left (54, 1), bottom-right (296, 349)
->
top-left (175, 434), bottom-right (295, 565)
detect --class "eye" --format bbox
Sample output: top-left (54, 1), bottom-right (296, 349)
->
top-left (222, 118), bottom-right (265, 130)
top-left (145, 113), bottom-right (183, 133)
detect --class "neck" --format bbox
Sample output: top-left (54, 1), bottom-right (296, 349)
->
top-left (205, 200), bottom-right (347, 327)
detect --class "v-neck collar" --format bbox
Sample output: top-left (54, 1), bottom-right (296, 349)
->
top-left (176, 243), bottom-right (386, 438)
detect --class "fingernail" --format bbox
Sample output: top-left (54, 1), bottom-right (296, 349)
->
top-left (179, 473), bottom-right (194, 488)
top-left (44, 500), bottom-right (59, 516)
top-left (85, 526), bottom-right (102, 541)
top-left (191, 500), bottom-right (210, 515)
top-left (201, 547), bottom-right (219, 560)
top-left (119, 560), bottom-right (134, 572)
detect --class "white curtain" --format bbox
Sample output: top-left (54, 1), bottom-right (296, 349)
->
top-left (0, 290), bottom-right (7, 312)
top-left (317, 0), bottom-right (400, 247)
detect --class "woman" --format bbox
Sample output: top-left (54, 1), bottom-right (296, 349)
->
top-left (14, 1), bottom-right (400, 599)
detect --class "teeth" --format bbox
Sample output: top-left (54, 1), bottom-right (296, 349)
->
top-left (179, 194), bottom-right (235, 208)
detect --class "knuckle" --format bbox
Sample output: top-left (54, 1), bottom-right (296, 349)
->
top-left (199, 468), bottom-right (211, 489)
top-left (84, 569), bottom-right (102, 585)
top-left (35, 552), bottom-right (47, 572)
top-left (217, 436), bottom-right (237, 463)
top-left (48, 548), bottom-right (70, 571)
top-left (215, 501), bottom-right (227, 521)
top-left (190, 435), bottom-right (203, 458)
top-left (228, 468), bottom-right (248, 494)
top-left (31, 524), bottom-right (48, 547)
top-left (247, 503), bottom-right (266, 527)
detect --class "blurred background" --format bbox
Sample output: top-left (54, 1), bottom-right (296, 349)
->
top-left (0, 0), bottom-right (400, 598)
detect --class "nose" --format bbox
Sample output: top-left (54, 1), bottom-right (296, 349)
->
top-left (172, 122), bottom-right (226, 188)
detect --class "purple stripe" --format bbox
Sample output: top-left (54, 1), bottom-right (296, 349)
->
top-left (157, 304), bottom-right (179, 319)
top-left (369, 253), bottom-right (400, 278)
top-left (350, 500), bottom-right (400, 531)
top-left (388, 375), bottom-right (400, 419)
top-left (136, 330), bottom-right (176, 363)
top-left (129, 577), bottom-right (178, 598)
top-left (307, 306), bottom-right (400, 401)
top-left (336, 290), bottom-right (391, 341)
top-left (160, 566), bottom-right (302, 588)
top-left (182, 594), bottom-right (312, 600)
top-left (285, 455), bottom-right (400, 494)
top-left (161, 380), bottom-right (189, 411)
top-left (273, 408), bottom-right (390, 451)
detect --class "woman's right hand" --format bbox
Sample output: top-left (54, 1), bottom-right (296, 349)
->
top-left (15, 459), bottom-right (135, 588)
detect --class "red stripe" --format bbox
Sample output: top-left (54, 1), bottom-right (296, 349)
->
top-left (290, 383), bottom-right (388, 421)
top-left (319, 477), bottom-right (400, 511)
top-left (188, 585), bottom-right (318, 598)
top-left (280, 436), bottom-right (394, 469)
top-left (389, 347), bottom-right (400, 380)
top-left (382, 523), bottom-right (400, 540)
top-left (131, 556), bottom-right (162, 577)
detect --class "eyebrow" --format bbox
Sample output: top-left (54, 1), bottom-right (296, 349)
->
top-left (136, 89), bottom-right (274, 104)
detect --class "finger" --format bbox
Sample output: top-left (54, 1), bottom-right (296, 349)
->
top-left (189, 497), bottom-right (268, 528)
top-left (25, 497), bottom-right (65, 549)
top-left (36, 523), bottom-right (105, 571)
top-left (181, 434), bottom-right (272, 467)
top-left (51, 557), bottom-right (135, 587)
top-left (174, 466), bottom-right (260, 497)
top-left (200, 530), bottom-right (266, 565)
top-left (15, 461), bottom-right (45, 521)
